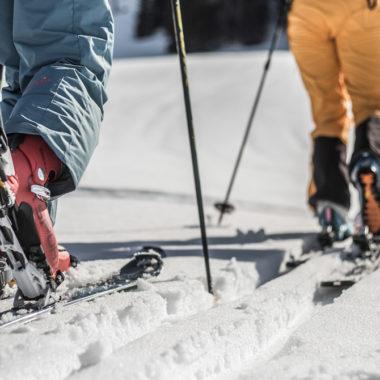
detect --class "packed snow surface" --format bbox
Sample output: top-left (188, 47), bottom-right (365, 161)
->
top-left (0, 52), bottom-right (376, 380)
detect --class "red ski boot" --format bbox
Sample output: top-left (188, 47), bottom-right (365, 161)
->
top-left (9, 135), bottom-right (71, 278)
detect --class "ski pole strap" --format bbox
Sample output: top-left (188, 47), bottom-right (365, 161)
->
top-left (367, 0), bottom-right (377, 9)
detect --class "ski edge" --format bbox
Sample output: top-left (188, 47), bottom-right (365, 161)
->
top-left (0, 279), bottom-right (138, 330)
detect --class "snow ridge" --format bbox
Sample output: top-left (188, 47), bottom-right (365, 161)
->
top-left (242, 268), bottom-right (380, 379)
top-left (0, 276), bottom-right (213, 380)
top-left (70, 253), bottom-right (346, 380)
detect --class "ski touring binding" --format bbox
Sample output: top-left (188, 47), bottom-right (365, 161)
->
top-left (0, 257), bottom-right (12, 295)
top-left (0, 117), bottom-right (57, 309)
top-left (0, 246), bottom-right (166, 329)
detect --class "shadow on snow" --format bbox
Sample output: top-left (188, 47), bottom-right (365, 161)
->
top-left (63, 228), bottom-right (318, 285)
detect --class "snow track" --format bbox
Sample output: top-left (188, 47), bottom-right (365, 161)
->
top-left (3, 249), bottom-right (347, 380)
top-left (67, 253), bottom-right (347, 380)
top-left (237, 268), bottom-right (380, 379)
top-left (87, 255), bottom-right (354, 380)
top-left (0, 277), bottom-right (213, 380)
top-left (0, 247), bottom-right (350, 380)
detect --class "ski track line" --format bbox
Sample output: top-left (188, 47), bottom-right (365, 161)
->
top-left (0, 254), bottom-right (260, 380)
top-left (236, 268), bottom-right (380, 380)
top-left (67, 253), bottom-right (349, 380)
top-left (0, 277), bottom-right (215, 380)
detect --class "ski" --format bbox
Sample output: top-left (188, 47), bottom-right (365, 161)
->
top-left (0, 246), bottom-right (164, 329)
top-left (320, 234), bottom-right (380, 288)
top-left (286, 251), bottom-right (322, 269)
top-left (0, 279), bottom-right (139, 329)
top-left (284, 228), bottom-right (348, 270)
top-left (285, 236), bottom-right (335, 270)
top-left (285, 246), bottom-right (340, 270)
top-left (320, 255), bottom-right (380, 288)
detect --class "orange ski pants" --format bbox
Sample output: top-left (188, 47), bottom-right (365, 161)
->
top-left (288, 0), bottom-right (380, 145)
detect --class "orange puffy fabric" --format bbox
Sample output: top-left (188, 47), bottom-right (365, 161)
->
top-left (287, 0), bottom-right (380, 145)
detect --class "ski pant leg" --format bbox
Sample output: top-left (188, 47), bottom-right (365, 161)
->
top-left (0, 1), bottom-right (58, 223)
top-left (0, 0), bottom-right (21, 124)
top-left (287, 0), bottom-right (351, 209)
top-left (335, 5), bottom-right (380, 167)
top-left (287, 0), bottom-right (351, 144)
top-left (3, 0), bottom-right (114, 198)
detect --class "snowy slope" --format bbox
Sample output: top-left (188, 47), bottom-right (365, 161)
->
top-left (0, 52), bottom-right (373, 380)
top-left (236, 269), bottom-right (380, 379)
top-left (81, 51), bottom-right (313, 210)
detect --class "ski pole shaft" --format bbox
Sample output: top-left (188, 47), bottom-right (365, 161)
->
top-left (217, 0), bottom-right (292, 225)
top-left (169, 0), bottom-right (214, 295)
top-left (0, 65), bottom-right (7, 155)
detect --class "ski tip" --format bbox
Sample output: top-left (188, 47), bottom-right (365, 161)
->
top-left (120, 246), bottom-right (165, 280)
top-left (285, 259), bottom-right (307, 269)
top-left (141, 245), bottom-right (166, 258)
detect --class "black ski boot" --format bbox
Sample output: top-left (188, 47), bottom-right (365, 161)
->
top-left (316, 201), bottom-right (352, 248)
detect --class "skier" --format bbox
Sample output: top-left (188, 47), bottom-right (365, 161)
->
top-left (0, 1), bottom-right (114, 294)
top-left (287, 0), bottom-right (380, 245)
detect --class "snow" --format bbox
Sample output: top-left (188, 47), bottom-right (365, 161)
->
top-left (237, 269), bottom-right (380, 379)
top-left (0, 51), bottom-right (374, 379)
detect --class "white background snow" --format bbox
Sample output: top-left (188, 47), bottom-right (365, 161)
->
top-left (0, 33), bottom-right (378, 380)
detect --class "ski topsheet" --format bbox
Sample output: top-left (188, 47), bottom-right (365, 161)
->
top-left (0, 246), bottom-right (164, 329)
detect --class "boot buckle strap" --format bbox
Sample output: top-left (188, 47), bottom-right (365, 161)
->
top-left (31, 185), bottom-right (51, 202)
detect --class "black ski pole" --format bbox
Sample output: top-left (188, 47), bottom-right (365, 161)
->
top-left (169, 0), bottom-right (214, 294)
top-left (0, 65), bottom-right (7, 154)
top-left (0, 64), bottom-right (3, 92)
top-left (215, 0), bottom-right (293, 225)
